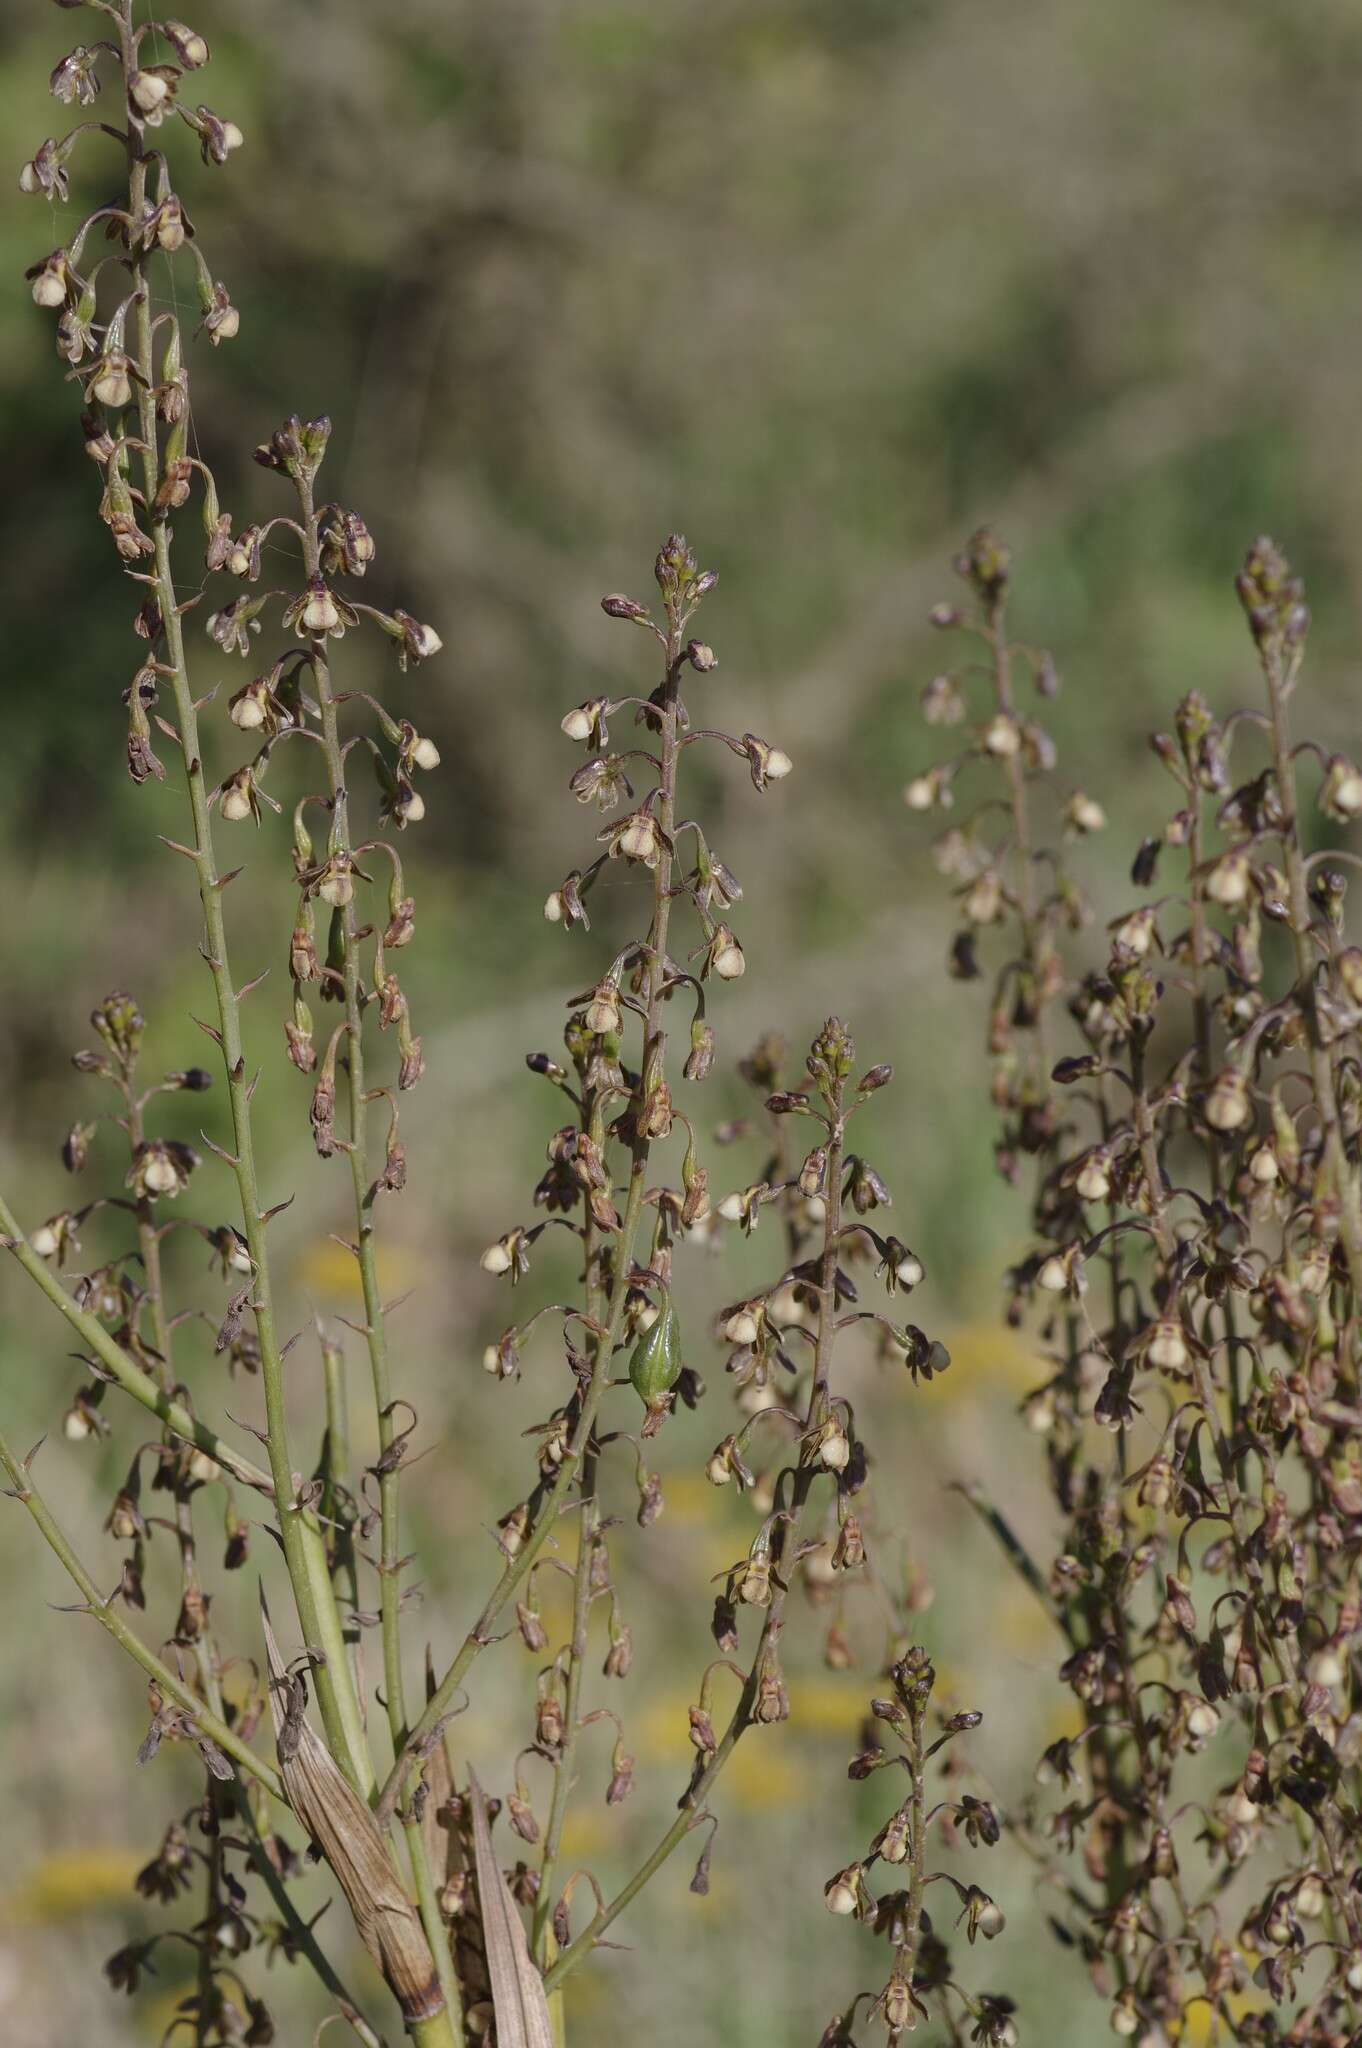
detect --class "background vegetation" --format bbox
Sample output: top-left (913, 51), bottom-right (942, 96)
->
top-left (3, 2), bottom-right (1362, 2042)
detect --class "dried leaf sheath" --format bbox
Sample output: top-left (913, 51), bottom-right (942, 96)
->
top-left (262, 1596), bottom-right (443, 2024)
top-left (467, 1771), bottom-right (556, 2048)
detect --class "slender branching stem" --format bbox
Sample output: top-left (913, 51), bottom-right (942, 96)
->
top-left (381, 637), bottom-right (686, 1821)
top-left (0, 1190), bottom-right (270, 1491)
top-left (1261, 640), bottom-right (1362, 1323)
top-left (544, 1092), bottom-right (847, 1994)
top-left (0, 1422), bottom-right (281, 1797)
top-left (113, 0), bottom-right (370, 1795)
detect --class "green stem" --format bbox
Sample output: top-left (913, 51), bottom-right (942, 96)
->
top-left (544, 1093), bottom-right (847, 1995)
top-left (1186, 791), bottom-right (1247, 1431)
top-left (123, 1081), bottom-right (221, 1719)
top-left (533, 1088), bottom-right (610, 1967)
top-left (408, 2017), bottom-right (458, 2048)
top-left (531, 1466), bottom-right (597, 1964)
top-left (899, 1694), bottom-right (928, 1983)
top-left (115, 6), bottom-right (371, 1797)
top-left (320, 1328), bottom-right (366, 1715)
top-left (294, 470), bottom-right (410, 1753)
top-left (233, 1786), bottom-right (386, 2048)
top-left (988, 598), bottom-right (1049, 1082)
top-left (380, 633), bottom-right (688, 1822)
top-left (406, 1813), bottom-right (463, 2037)
top-left (1262, 642), bottom-right (1362, 1329)
top-left (291, 481), bottom-right (459, 2018)
top-left (0, 1422), bottom-right (281, 1798)
top-left (0, 1191), bottom-right (270, 1492)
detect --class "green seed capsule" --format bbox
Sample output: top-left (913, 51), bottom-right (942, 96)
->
top-left (629, 1295), bottom-right (682, 1433)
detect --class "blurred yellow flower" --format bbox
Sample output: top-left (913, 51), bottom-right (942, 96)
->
top-left (725, 1742), bottom-right (802, 1811)
top-left (294, 1238), bottom-right (422, 1301)
top-left (788, 1676), bottom-right (866, 1737)
top-left (659, 1470), bottom-right (719, 1528)
top-left (560, 1807), bottom-right (612, 1860)
top-left (1182, 1990), bottom-right (1261, 2044)
top-left (8, 1847), bottom-right (140, 1922)
top-left (940, 1318), bottom-right (1045, 1395)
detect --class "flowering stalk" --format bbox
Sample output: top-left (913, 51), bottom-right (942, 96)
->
top-left (821, 1647), bottom-right (1013, 2046)
top-left (543, 1044), bottom-right (855, 1990)
top-left (8, 5), bottom-right (998, 2043)
top-left (542, 1019), bottom-right (967, 2008)
top-left (11, 5), bottom-right (464, 2040)
top-left (114, 0), bottom-right (369, 1799)
top-left (911, 529), bottom-right (1362, 2043)
top-left (288, 419), bottom-right (462, 2030)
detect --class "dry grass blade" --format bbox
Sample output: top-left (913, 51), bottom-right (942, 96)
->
top-left (467, 1769), bottom-right (555, 2048)
top-left (261, 1593), bottom-right (443, 2024)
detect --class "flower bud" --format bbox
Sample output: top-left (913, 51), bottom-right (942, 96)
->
top-left (1113, 905), bottom-right (1156, 957)
top-left (301, 577), bottom-right (339, 635)
top-left (688, 1705), bottom-right (717, 1752)
top-left (893, 1245), bottom-right (924, 1289)
top-left (920, 671), bottom-right (965, 723)
top-left (685, 1019), bottom-right (716, 1081)
top-left (1146, 1319), bottom-right (1188, 1372)
top-left (1248, 1141), bottom-right (1278, 1184)
top-left (194, 108), bottom-right (244, 166)
top-left (606, 1746), bottom-right (635, 1805)
top-left (614, 811), bottom-right (661, 864)
top-left (812, 1418), bottom-right (851, 1472)
top-left (163, 22), bottom-right (210, 68)
top-left (603, 1624), bottom-right (633, 1679)
top-left (1066, 791), bottom-right (1106, 834)
top-left (29, 1216), bottom-right (67, 1260)
top-left (19, 136), bottom-right (72, 201)
top-left (497, 1504), bottom-right (530, 1558)
top-left (219, 768), bottom-right (256, 823)
top-left (723, 1301), bottom-right (762, 1347)
top-left (391, 609), bottom-right (442, 668)
top-left (964, 1887), bottom-right (1005, 1942)
top-left (128, 1139), bottom-right (197, 1200)
top-left (1321, 753), bottom-right (1362, 820)
top-left (129, 68), bottom-right (176, 119)
top-left (63, 1400), bottom-right (95, 1441)
top-left (706, 1442), bottom-right (735, 1485)
top-left (1206, 850), bottom-right (1251, 906)
top-left (583, 979), bottom-right (622, 1035)
top-left (89, 351), bottom-right (135, 409)
top-left (708, 926), bottom-right (745, 980)
top-left (601, 593), bottom-right (649, 621)
top-left (983, 711), bottom-right (1021, 757)
top-left (742, 734), bottom-right (792, 787)
top-left (963, 870), bottom-right (1003, 923)
top-left (29, 252), bottom-right (69, 308)
top-left (1205, 1067), bottom-right (1250, 1131)
top-left (560, 703), bottom-right (596, 742)
top-left (1306, 1643), bottom-right (1346, 1688)
top-left (904, 770), bottom-right (944, 812)
top-left (1023, 1384), bottom-right (1057, 1433)
top-left (1110, 1993), bottom-right (1139, 2038)
top-left (823, 1866), bottom-right (863, 1917)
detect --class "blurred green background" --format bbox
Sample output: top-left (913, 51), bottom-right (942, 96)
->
top-left (3, 1), bottom-right (1362, 2043)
